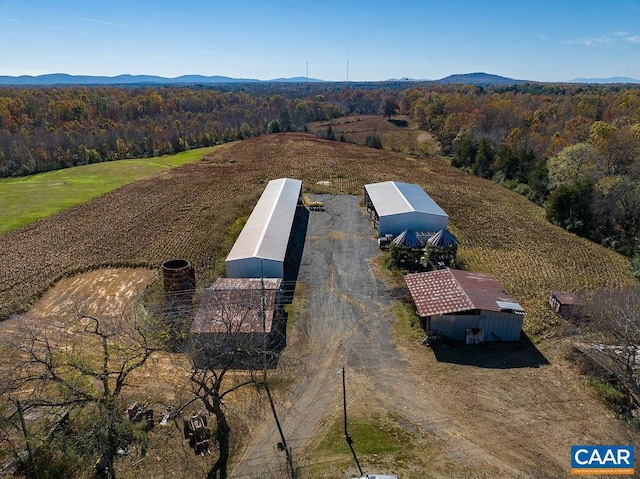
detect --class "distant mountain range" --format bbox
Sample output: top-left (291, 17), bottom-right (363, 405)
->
top-left (0, 72), bottom-right (638, 86)
top-left (435, 72), bottom-right (528, 85)
top-left (436, 73), bottom-right (639, 85)
top-left (569, 76), bottom-right (640, 84)
top-left (0, 73), bottom-right (324, 86)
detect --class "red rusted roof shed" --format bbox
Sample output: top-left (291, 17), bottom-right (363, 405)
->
top-left (404, 269), bottom-right (524, 342)
top-left (405, 269), bottom-right (521, 317)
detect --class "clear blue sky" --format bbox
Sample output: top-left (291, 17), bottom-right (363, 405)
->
top-left (1, 0), bottom-right (639, 82)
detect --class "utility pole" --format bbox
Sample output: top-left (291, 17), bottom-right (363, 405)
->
top-left (261, 266), bottom-right (267, 383)
top-left (347, 49), bottom-right (349, 82)
top-left (259, 260), bottom-right (294, 477)
top-left (339, 367), bottom-right (365, 477)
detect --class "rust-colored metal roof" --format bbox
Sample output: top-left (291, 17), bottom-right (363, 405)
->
top-left (192, 278), bottom-right (281, 334)
top-left (212, 278), bottom-right (282, 291)
top-left (550, 291), bottom-right (585, 306)
top-left (405, 269), bottom-right (521, 317)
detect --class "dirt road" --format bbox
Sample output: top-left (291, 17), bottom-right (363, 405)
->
top-left (232, 194), bottom-right (393, 477)
top-left (231, 195), bottom-right (519, 477)
top-left (232, 195), bottom-right (632, 479)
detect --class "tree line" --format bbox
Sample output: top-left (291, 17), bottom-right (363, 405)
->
top-left (2, 81), bottom-right (640, 266)
top-left (0, 85), bottom-right (359, 177)
top-left (396, 83), bottom-right (640, 265)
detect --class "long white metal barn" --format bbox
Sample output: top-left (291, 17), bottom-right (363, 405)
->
top-left (363, 181), bottom-right (448, 236)
top-left (225, 177), bottom-right (302, 279)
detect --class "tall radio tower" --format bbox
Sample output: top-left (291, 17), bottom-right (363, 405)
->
top-left (347, 49), bottom-right (349, 82)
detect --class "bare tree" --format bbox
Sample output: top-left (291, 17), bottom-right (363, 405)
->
top-left (0, 309), bottom-right (162, 476)
top-left (179, 282), bottom-right (288, 479)
top-left (586, 285), bottom-right (640, 391)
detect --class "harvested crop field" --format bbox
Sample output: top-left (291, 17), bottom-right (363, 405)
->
top-left (1, 132), bottom-right (638, 477)
top-left (1, 133), bottom-right (633, 328)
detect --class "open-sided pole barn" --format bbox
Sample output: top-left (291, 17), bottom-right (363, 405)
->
top-left (191, 277), bottom-right (283, 368)
top-left (363, 181), bottom-right (448, 237)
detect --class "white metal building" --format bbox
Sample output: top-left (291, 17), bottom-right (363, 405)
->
top-left (225, 178), bottom-right (302, 278)
top-left (363, 181), bottom-right (448, 236)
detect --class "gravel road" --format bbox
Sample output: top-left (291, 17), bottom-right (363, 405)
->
top-left (232, 194), bottom-right (400, 476)
top-left (231, 195), bottom-right (499, 478)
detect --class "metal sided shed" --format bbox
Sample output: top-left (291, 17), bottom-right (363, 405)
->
top-left (225, 178), bottom-right (302, 278)
top-left (405, 269), bottom-right (525, 342)
top-left (363, 181), bottom-right (448, 237)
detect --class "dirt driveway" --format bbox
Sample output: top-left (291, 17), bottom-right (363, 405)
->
top-left (232, 195), bottom-right (632, 479)
top-left (232, 194), bottom-right (396, 477)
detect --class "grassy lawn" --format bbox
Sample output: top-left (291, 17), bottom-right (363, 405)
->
top-left (0, 147), bottom-right (216, 234)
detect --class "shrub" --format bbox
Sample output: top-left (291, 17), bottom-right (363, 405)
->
top-left (421, 244), bottom-right (457, 270)
top-left (364, 134), bottom-right (383, 149)
top-left (387, 243), bottom-right (424, 271)
top-left (631, 253), bottom-right (640, 280)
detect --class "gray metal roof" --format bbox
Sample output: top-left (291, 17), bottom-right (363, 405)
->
top-left (427, 229), bottom-right (458, 247)
top-left (226, 178), bottom-right (302, 264)
top-left (392, 229), bottom-right (424, 248)
top-left (364, 181), bottom-right (448, 219)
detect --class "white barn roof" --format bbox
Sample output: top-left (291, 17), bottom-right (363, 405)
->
top-left (365, 181), bottom-right (448, 218)
top-left (226, 178), bottom-right (302, 278)
top-left (364, 181), bottom-right (448, 236)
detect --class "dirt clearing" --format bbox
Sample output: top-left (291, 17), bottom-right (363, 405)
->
top-left (29, 268), bottom-right (156, 319)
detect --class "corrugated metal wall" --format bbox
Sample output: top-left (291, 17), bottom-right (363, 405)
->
top-left (225, 177), bottom-right (301, 279)
top-left (224, 257), bottom-right (283, 279)
top-left (431, 310), bottom-right (523, 341)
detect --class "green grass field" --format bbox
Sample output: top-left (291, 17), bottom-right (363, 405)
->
top-left (0, 147), bottom-right (216, 234)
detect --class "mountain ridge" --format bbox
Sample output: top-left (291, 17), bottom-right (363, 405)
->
top-left (0, 73), bottom-right (325, 86)
top-left (569, 76), bottom-right (640, 84)
top-left (0, 72), bottom-right (638, 86)
top-left (435, 72), bottom-right (528, 85)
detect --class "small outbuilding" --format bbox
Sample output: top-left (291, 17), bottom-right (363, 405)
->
top-left (363, 181), bottom-right (448, 237)
top-left (549, 291), bottom-right (585, 319)
top-left (405, 269), bottom-right (524, 342)
top-left (225, 178), bottom-right (302, 279)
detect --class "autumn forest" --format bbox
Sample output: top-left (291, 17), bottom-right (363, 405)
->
top-left (1, 81), bottom-right (639, 266)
